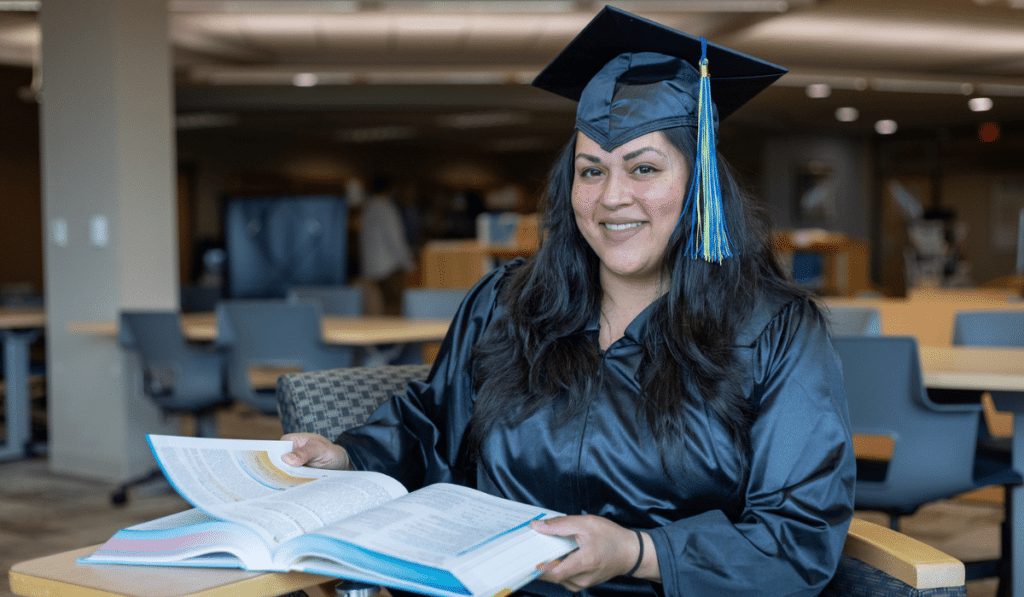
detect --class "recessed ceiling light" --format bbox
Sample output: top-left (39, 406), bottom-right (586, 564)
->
top-left (292, 73), bottom-right (319, 87)
top-left (968, 97), bottom-right (993, 112)
top-left (834, 107), bottom-right (859, 122)
top-left (805, 83), bottom-right (831, 98)
top-left (875, 119), bottom-right (898, 135)
top-left (335, 126), bottom-right (418, 143)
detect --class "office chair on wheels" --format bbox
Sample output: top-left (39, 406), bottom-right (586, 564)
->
top-left (216, 300), bottom-right (358, 415)
top-left (113, 310), bottom-right (230, 506)
top-left (833, 335), bottom-right (1020, 593)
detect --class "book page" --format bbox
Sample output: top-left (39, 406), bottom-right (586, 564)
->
top-left (148, 435), bottom-right (408, 545)
top-left (296, 483), bottom-right (576, 594)
top-left (80, 509), bottom-right (276, 569)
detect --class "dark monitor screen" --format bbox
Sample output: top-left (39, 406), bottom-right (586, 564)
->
top-left (224, 195), bottom-right (347, 299)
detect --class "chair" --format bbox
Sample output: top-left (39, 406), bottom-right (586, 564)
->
top-left (833, 335), bottom-right (1020, 589)
top-left (951, 310), bottom-right (1024, 594)
top-left (277, 364), bottom-right (967, 597)
top-left (826, 304), bottom-right (882, 336)
top-left (952, 310), bottom-right (1024, 348)
top-left (401, 287), bottom-right (469, 319)
top-left (822, 518), bottom-right (966, 597)
top-left (277, 363), bottom-right (432, 439)
top-left (387, 287), bottom-right (468, 364)
top-left (180, 283), bottom-right (222, 313)
top-left (216, 300), bottom-right (358, 415)
top-left (287, 285), bottom-right (364, 316)
top-left (114, 310), bottom-right (230, 505)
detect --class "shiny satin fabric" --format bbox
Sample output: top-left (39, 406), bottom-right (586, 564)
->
top-left (338, 261), bottom-right (855, 597)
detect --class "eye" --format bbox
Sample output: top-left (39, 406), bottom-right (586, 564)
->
top-left (632, 164), bottom-right (660, 176)
top-left (577, 166), bottom-right (604, 179)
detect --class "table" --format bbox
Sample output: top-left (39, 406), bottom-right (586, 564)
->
top-left (824, 288), bottom-right (1024, 347)
top-left (0, 307), bottom-right (45, 461)
top-left (68, 313), bottom-right (454, 370)
top-left (8, 544), bottom-right (339, 597)
top-left (68, 313), bottom-right (452, 347)
top-left (919, 345), bottom-right (1024, 597)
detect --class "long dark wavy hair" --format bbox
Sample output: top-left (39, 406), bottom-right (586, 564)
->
top-left (468, 125), bottom-right (808, 470)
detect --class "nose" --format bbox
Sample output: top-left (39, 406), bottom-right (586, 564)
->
top-left (598, 170), bottom-right (634, 209)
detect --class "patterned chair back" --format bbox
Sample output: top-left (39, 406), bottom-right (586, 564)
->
top-left (276, 364), bottom-right (433, 437)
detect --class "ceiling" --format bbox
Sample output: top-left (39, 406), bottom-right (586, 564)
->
top-left (1, 0), bottom-right (1023, 183)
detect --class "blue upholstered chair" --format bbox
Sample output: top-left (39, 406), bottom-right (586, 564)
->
top-left (833, 335), bottom-right (1020, 591)
top-left (826, 304), bottom-right (882, 336)
top-left (401, 287), bottom-right (469, 320)
top-left (950, 310), bottom-right (1024, 594)
top-left (952, 310), bottom-right (1024, 347)
top-left (114, 310), bottom-right (230, 505)
top-left (287, 285), bottom-right (365, 316)
top-left (378, 287), bottom-right (468, 365)
top-left (216, 300), bottom-right (358, 415)
top-left (276, 364), bottom-right (968, 597)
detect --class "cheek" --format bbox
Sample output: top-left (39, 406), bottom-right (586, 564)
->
top-left (645, 181), bottom-right (687, 219)
top-left (571, 187), bottom-right (596, 222)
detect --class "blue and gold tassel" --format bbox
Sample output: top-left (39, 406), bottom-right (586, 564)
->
top-left (683, 38), bottom-right (732, 263)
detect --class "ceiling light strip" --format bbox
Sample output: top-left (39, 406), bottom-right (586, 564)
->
top-left (0, 1), bottom-right (38, 10)
top-left (778, 73), bottom-right (1024, 97)
top-left (605, 0), bottom-right (788, 12)
top-left (169, 1), bottom-right (360, 13)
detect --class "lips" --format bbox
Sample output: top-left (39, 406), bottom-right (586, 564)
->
top-left (601, 220), bottom-right (647, 242)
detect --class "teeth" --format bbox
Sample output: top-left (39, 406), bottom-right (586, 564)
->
top-left (605, 222), bottom-right (643, 230)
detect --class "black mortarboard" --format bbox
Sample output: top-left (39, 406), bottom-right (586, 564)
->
top-left (531, 6), bottom-right (787, 263)
top-left (532, 5), bottom-right (787, 150)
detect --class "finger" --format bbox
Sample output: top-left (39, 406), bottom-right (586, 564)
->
top-left (530, 517), bottom-right (577, 536)
top-left (281, 433), bottom-right (326, 467)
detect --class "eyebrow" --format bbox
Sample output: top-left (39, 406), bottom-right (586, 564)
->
top-left (575, 147), bottom-right (663, 164)
top-left (623, 146), bottom-right (661, 161)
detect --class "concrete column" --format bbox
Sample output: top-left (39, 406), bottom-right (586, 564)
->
top-left (40, 0), bottom-right (179, 481)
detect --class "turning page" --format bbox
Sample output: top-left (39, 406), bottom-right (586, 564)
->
top-left (148, 435), bottom-right (408, 544)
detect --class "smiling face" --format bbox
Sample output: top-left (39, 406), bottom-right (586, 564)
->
top-left (571, 130), bottom-right (690, 291)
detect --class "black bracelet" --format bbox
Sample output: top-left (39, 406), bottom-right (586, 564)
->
top-left (625, 529), bottom-right (644, 577)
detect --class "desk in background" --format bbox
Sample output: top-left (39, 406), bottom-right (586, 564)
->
top-left (773, 230), bottom-right (871, 297)
top-left (0, 307), bottom-right (45, 461)
top-left (420, 239), bottom-right (537, 288)
top-left (68, 313), bottom-right (452, 347)
top-left (919, 345), bottom-right (1024, 597)
top-left (824, 287), bottom-right (1024, 347)
top-left (69, 313), bottom-right (453, 373)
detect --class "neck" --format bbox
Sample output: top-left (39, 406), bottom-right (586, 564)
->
top-left (599, 272), bottom-right (665, 350)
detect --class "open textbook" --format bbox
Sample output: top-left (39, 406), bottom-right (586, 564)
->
top-left (80, 435), bottom-right (577, 597)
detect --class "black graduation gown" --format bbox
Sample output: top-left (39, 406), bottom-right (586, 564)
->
top-left (337, 261), bottom-right (856, 597)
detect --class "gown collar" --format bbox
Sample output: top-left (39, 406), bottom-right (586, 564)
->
top-left (584, 293), bottom-right (668, 346)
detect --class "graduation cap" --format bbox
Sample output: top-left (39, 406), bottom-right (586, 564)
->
top-left (532, 6), bottom-right (787, 262)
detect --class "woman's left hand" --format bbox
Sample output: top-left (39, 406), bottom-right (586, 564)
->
top-left (530, 515), bottom-right (659, 592)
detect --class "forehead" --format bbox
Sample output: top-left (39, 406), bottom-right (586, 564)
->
top-left (575, 130), bottom-right (678, 158)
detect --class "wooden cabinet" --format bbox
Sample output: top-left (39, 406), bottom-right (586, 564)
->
top-left (773, 230), bottom-right (872, 297)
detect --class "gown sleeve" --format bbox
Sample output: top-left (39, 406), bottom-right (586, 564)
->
top-left (334, 262), bottom-right (510, 491)
top-left (648, 298), bottom-right (856, 597)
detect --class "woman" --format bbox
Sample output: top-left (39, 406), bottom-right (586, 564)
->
top-left (284, 7), bottom-right (855, 596)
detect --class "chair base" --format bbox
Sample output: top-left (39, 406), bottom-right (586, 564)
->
top-left (110, 468), bottom-right (169, 507)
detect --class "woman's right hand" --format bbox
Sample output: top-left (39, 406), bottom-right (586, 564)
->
top-left (280, 433), bottom-right (352, 470)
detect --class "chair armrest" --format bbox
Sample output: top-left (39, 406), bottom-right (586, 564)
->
top-left (844, 518), bottom-right (965, 590)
